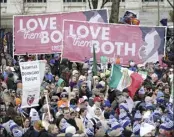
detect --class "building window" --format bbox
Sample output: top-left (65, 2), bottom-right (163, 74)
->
top-left (63, 0), bottom-right (86, 2)
top-left (142, 0), bottom-right (163, 2)
top-left (0, 0), bottom-right (7, 3)
top-left (24, 0), bottom-right (47, 3)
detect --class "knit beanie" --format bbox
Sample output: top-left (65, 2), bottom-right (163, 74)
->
top-left (9, 120), bottom-right (18, 132)
top-left (121, 120), bottom-right (131, 129)
top-left (86, 127), bottom-right (94, 136)
top-left (9, 120), bottom-right (22, 137)
top-left (156, 91), bottom-right (164, 99)
top-left (29, 108), bottom-right (40, 123)
top-left (145, 103), bottom-right (154, 110)
top-left (12, 130), bottom-right (23, 137)
top-left (160, 120), bottom-right (174, 131)
top-left (108, 115), bottom-right (117, 125)
top-left (103, 100), bottom-right (111, 108)
top-left (119, 112), bottom-right (129, 121)
top-left (153, 109), bottom-right (161, 117)
top-left (134, 110), bottom-right (142, 121)
top-left (133, 123), bottom-right (140, 135)
top-left (111, 121), bottom-right (121, 130)
top-left (119, 103), bottom-right (129, 112)
top-left (138, 87), bottom-right (145, 95)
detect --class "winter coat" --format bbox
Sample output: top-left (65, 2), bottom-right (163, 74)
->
top-left (122, 130), bottom-right (132, 137)
top-left (22, 126), bottom-right (51, 137)
top-left (6, 77), bottom-right (16, 90)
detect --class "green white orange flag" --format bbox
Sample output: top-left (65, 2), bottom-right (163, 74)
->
top-left (109, 64), bottom-right (144, 98)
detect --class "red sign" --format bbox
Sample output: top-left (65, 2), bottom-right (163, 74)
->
top-left (62, 20), bottom-right (166, 65)
top-left (13, 9), bottom-right (108, 55)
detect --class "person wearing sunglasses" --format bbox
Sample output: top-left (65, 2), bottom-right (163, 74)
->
top-left (79, 81), bottom-right (91, 98)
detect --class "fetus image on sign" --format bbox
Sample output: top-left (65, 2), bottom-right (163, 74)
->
top-left (138, 28), bottom-right (161, 63)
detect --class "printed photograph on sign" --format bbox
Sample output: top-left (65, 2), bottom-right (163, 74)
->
top-left (62, 20), bottom-right (166, 65)
top-left (20, 60), bottom-right (46, 108)
top-left (13, 9), bottom-right (109, 55)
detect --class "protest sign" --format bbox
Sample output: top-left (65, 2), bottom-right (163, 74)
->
top-left (13, 9), bottom-right (109, 55)
top-left (20, 60), bottom-right (46, 108)
top-left (62, 20), bottom-right (166, 65)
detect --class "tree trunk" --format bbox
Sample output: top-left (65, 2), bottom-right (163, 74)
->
top-left (109, 0), bottom-right (120, 23)
top-left (88, 0), bottom-right (98, 9)
top-left (92, 0), bottom-right (98, 9)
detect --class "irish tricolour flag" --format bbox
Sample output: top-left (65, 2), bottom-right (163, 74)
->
top-left (109, 65), bottom-right (144, 98)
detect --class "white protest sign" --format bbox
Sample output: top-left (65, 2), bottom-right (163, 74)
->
top-left (20, 60), bottom-right (46, 108)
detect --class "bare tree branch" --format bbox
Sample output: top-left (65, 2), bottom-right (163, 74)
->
top-left (87, 0), bottom-right (92, 9)
top-left (100, 0), bottom-right (109, 9)
top-left (167, 0), bottom-right (174, 9)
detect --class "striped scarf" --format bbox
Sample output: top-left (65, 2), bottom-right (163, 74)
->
top-left (86, 127), bottom-right (94, 136)
top-left (83, 117), bottom-right (89, 129)
top-left (59, 118), bottom-right (70, 133)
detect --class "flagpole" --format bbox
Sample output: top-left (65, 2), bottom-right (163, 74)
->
top-left (157, 0), bottom-right (160, 26)
top-left (92, 44), bottom-right (97, 76)
top-left (45, 94), bottom-right (51, 121)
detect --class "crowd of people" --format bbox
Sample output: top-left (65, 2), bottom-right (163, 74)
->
top-left (0, 53), bottom-right (173, 137)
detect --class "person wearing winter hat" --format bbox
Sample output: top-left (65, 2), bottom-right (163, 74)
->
top-left (136, 87), bottom-right (145, 101)
top-left (9, 120), bottom-right (23, 137)
top-left (119, 103), bottom-right (129, 113)
top-left (132, 123), bottom-right (140, 137)
top-left (122, 88), bottom-right (134, 113)
top-left (29, 108), bottom-right (40, 125)
top-left (57, 91), bottom-right (69, 108)
top-left (102, 100), bottom-right (115, 117)
top-left (119, 102), bottom-right (132, 120)
top-left (134, 110), bottom-right (142, 122)
top-left (108, 121), bottom-right (122, 137)
top-left (140, 122), bottom-right (155, 137)
top-left (121, 120), bottom-right (132, 137)
top-left (96, 83), bottom-right (104, 92)
top-left (145, 102), bottom-right (155, 111)
top-left (119, 111), bottom-right (130, 121)
top-left (158, 120), bottom-right (174, 137)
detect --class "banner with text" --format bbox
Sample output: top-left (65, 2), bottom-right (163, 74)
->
top-left (14, 9), bottom-right (108, 55)
top-left (20, 60), bottom-right (46, 108)
top-left (62, 20), bottom-right (166, 65)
